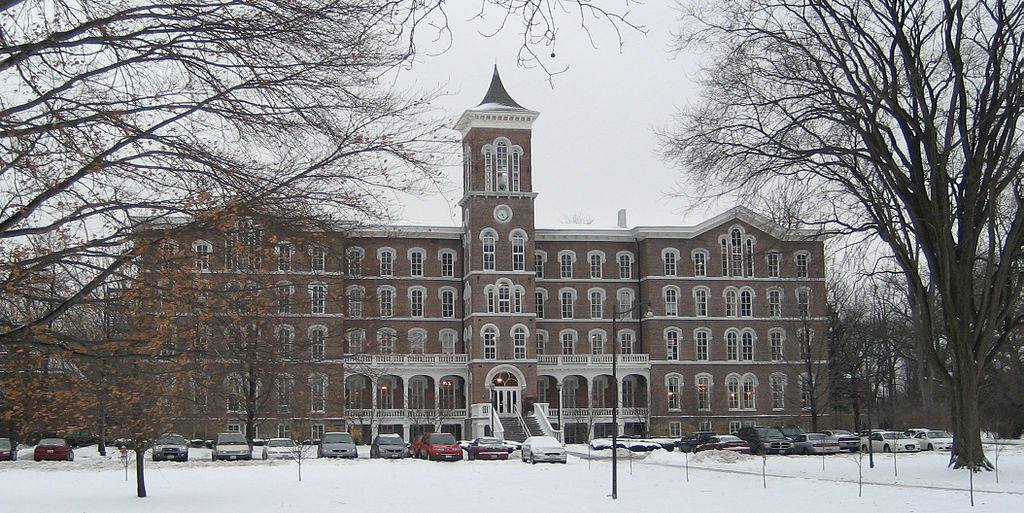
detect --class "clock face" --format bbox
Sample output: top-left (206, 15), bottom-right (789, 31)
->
top-left (494, 205), bottom-right (513, 223)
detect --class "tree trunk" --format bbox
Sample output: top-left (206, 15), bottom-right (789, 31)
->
top-left (949, 364), bottom-right (991, 470)
top-left (135, 447), bottom-right (147, 497)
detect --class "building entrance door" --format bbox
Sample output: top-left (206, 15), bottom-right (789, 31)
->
top-left (491, 386), bottom-right (520, 415)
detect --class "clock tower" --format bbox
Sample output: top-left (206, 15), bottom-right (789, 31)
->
top-left (456, 67), bottom-right (540, 417)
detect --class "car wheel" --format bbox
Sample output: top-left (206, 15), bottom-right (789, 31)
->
top-left (68, 452), bottom-right (74, 462)
top-left (183, 455), bottom-right (188, 462)
top-left (883, 444), bottom-right (891, 453)
top-left (262, 451), bottom-right (268, 460)
top-left (802, 448), bottom-right (810, 455)
top-left (212, 454), bottom-right (216, 462)
top-left (530, 455), bottom-right (536, 464)
top-left (928, 444), bottom-right (934, 451)
top-left (35, 457), bottom-right (41, 462)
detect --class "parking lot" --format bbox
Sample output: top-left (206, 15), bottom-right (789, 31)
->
top-left (1, 442), bottom-right (1022, 513)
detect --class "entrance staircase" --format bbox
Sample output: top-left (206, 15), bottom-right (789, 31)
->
top-left (499, 414), bottom-right (543, 442)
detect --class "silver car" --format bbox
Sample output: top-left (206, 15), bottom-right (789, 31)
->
top-left (261, 438), bottom-right (301, 460)
top-left (521, 436), bottom-right (567, 464)
top-left (790, 433), bottom-right (841, 455)
top-left (152, 433), bottom-right (189, 462)
top-left (370, 434), bottom-right (409, 458)
top-left (318, 432), bottom-right (357, 458)
top-left (212, 432), bottom-right (252, 461)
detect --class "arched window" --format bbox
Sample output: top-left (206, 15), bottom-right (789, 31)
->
top-left (309, 282), bottom-right (327, 314)
top-left (617, 252), bottom-right (633, 279)
top-left (409, 328), bottom-right (427, 354)
top-left (536, 330), bottom-right (548, 353)
top-left (742, 374), bottom-right (757, 410)
top-left (347, 286), bottom-right (364, 318)
top-left (409, 248), bottom-right (425, 277)
top-left (589, 289), bottom-right (604, 319)
top-left (617, 289), bottom-right (634, 318)
top-left (666, 329), bottom-right (680, 360)
top-left (309, 374), bottom-right (327, 413)
top-left (726, 374), bottom-right (741, 409)
top-left (560, 289), bottom-right (575, 319)
top-left (440, 288), bottom-right (457, 318)
top-left (511, 232), bottom-right (526, 271)
top-left (276, 325), bottom-right (294, 355)
top-left (276, 282), bottom-right (293, 314)
top-left (481, 231), bottom-right (496, 271)
top-left (559, 252), bottom-right (574, 278)
top-left (483, 326), bottom-right (497, 360)
top-left (663, 249), bottom-right (678, 276)
top-left (726, 331), bottom-right (739, 360)
top-left (377, 247), bottom-right (394, 276)
top-left (513, 326), bottom-right (528, 360)
top-left (378, 328), bottom-right (396, 354)
top-left (694, 287), bottom-right (709, 317)
top-left (692, 249), bottom-right (707, 277)
top-left (796, 251), bottom-right (810, 278)
top-left (770, 374), bottom-right (787, 410)
top-left (741, 331), bottom-right (754, 361)
top-left (664, 287), bottom-right (679, 316)
top-left (378, 286), bottom-right (394, 317)
top-left (535, 251), bottom-right (546, 278)
top-left (619, 330), bottom-right (635, 355)
top-left (667, 375), bottom-right (682, 410)
top-left (725, 289), bottom-right (738, 317)
top-left (346, 329), bottom-right (365, 354)
top-left (589, 251), bottom-right (604, 278)
top-left (769, 329), bottom-right (784, 361)
top-left (740, 289), bottom-right (753, 317)
top-left (535, 288), bottom-right (546, 318)
top-left (439, 249), bottom-right (456, 277)
top-left (495, 140), bottom-right (509, 191)
top-left (797, 288), bottom-right (811, 317)
top-left (696, 375), bottom-right (712, 411)
top-left (589, 330), bottom-right (606, 355)
top-left (440, 329), bottom-right (458, 355)
top-left (694, 329), bottom-right (710, 361)
top-left (767, 251), bottom-right (781, 277)
top-left (410, 287), bottom-right (425, 317)
top-left (347, 247), bottom-right (364, 276)
top-left (309, 325), bottom-right (326, 360)
top-left (768, 288), bottom-right (782, 318)
top-left (560, 330), bottom-right (576, 355)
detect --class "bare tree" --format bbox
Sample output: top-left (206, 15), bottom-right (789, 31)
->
top-left (662, 0), bottom-right (1024, 470)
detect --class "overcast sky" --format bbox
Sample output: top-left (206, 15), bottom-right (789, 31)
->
top-left (390, 2), bottom-right (719, 229)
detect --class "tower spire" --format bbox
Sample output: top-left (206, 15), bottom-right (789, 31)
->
top-left (477, 65), bottom-right (526, 110)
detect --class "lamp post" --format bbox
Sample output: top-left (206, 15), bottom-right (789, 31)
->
top-left (610, 299), bottom-right (650, 500)
top-left (555, 380), bottom-right (563, 442)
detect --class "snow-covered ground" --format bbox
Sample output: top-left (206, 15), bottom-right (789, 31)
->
top-left (2, 442), bottom-right (1022, 512)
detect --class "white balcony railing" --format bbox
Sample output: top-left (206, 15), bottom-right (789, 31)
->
top-left (345, 354), bottom-right (468, 366)
top-left (345, 408), bottom-right (468, 419)
top-left (536, 354), bottom-right (649, 366)
top-left (549, 407), bottom-right (649, 419)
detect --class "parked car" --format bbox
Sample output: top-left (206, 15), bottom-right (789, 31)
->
top-left (860, 431), bottom-right (920, 453)
top-left (903, 428), bottom-right (931, 437)
top-left (211, 432), bottom-right (252, 461)
top-left (778, 425), bottom-right (806, 441)
top-left (694, 435), bottom-right (751, 454)
top-left (34, 438), bottom-right (74, 461)
top-left (412, 432), bottom-right (463, 461)
top-left (65, 429), bottom-right (102, 448)
top-left (521, 436), bottom-right (567, 464)
top-left (318, 432), bottom-right (357, 459)
top-left (466, 437), bottom-right (509, 460)
top-left (676, 431), bottom-right (718, 453)
top-left (262, 438), bottom-right (301, 460)
top-left (791, 433), bottom-right (841, 455)
top-left (735, 426), bottom-right (793, 455)
top-left (821, 429), bottom-right (860, 452)
top-left (152, 433), bottom-right (189, 462)
top-left (0, 438), bottom-right (17, 461)
top-left (913, 430), bottom-right (954, 451)
top-left (369, 434), bottom-right (409, 459)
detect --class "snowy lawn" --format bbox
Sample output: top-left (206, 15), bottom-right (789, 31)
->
top-left (1, 443), bottom-right (1022, 512)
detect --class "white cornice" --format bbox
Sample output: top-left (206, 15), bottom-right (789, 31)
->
top-left (455, 108), bottom-right (540, 137)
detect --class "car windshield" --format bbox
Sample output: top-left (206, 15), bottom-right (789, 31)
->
top-left (718, 436), bottom-right (741, 443)
top-left (781, 427), bottom-right (803, 436)
top-left (881, 432), bottom-right (899, 439)
top-left (758, 428), bottom-right (785, 438)
top-left (323, 433), bottom-right (354, 444)
top-left (806, 434), bottom-right (826, 441)
top-left (268, 439), bottom-right (295, 447)
top-left (157, 435), bottom-right (187, 445)
top-left (530, 437), bottom-right (560, 448)
top-left (0, 439), bottom-right (10, 449)
top-left (430, 434), bottom-right (457, 445)
top-left (831, 430), bottom-right (852, 435)
top-left (476, 438), bottom-right (502, 446)
top-left (928, 431), bottom-right (952, 438)
top-left (39, 438), bottom-right (66, 446)
top-left (377, 436), bottom-right (403, 445)
top-left (217, 434), bottom-right (247, 445)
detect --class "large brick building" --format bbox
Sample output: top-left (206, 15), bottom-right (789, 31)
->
top-left (163, 68), bottom-right (829, 443)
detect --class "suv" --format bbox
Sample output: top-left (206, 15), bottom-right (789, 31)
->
top-left (736, 426), bottom-right (793, 455)
top-left (412, 432), bottom-right (462, 461)
top-left (152, 433), bottom-right (189, 462)
top-left (777, 425), bottom-right (806, 441)
top-left (211, 432), bottom-right (252, 461)
top-left (318, 432), bottom-right (357, 458)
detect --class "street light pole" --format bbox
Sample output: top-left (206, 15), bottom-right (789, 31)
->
top-left (610, 299), bottom-right (649, 500)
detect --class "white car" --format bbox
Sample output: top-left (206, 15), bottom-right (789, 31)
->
top-left (212, 432), bottom-right (252, 461)
top-left (521, 436), bottom-right (567, 464)
top-left (861, 431), bottom-right (920, 453)
top-left (913, 430), bottom-right (954, 451)
top-left (261, 438), bottom-right (301, 460)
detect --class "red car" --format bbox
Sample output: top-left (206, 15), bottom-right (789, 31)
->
top-left (466, 437), bottom-right (509, 460)
top-left (0, 438), bottom-right (17, 461)
top-left (34, 438), bottom-right (74, 461)
top-left (695, 435), bottom-right (752, 454)
top-left (412, 432), bottom-right (463, 461)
